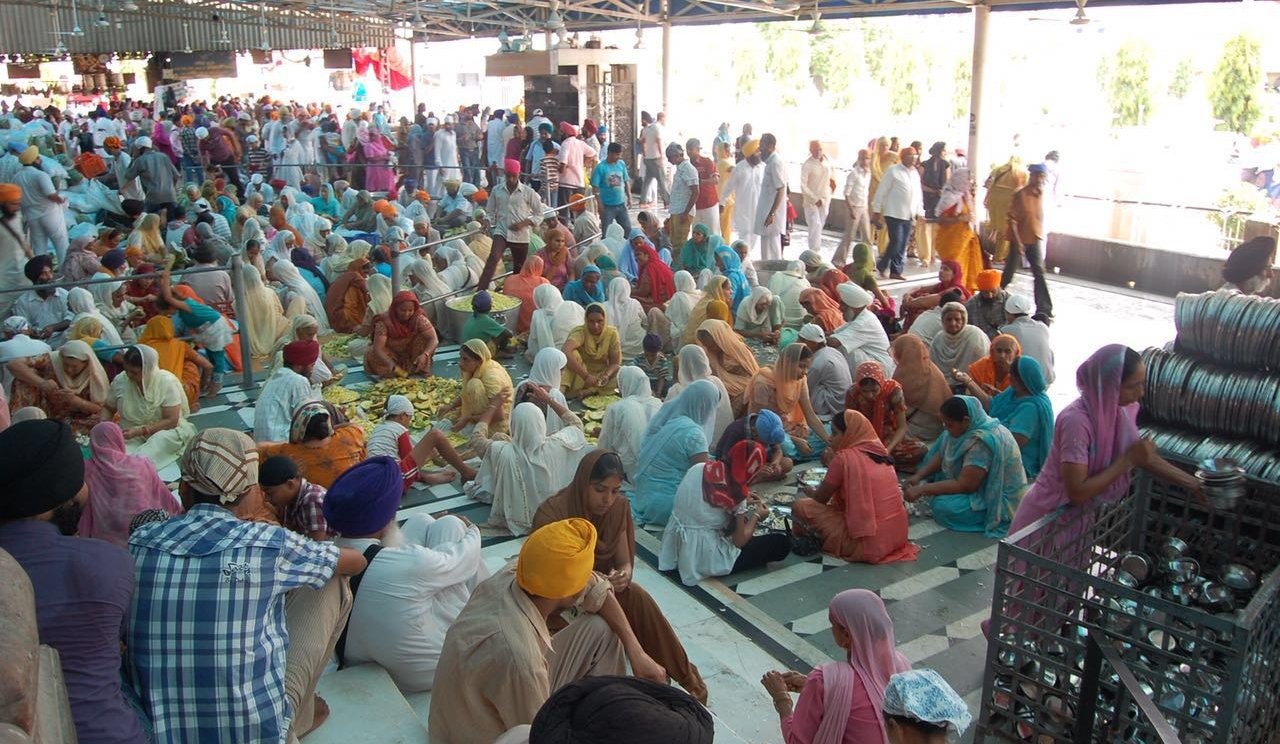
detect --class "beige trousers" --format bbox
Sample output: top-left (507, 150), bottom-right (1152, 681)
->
top-left (548, 614), bottom-right (627, 693)
top-left (285, 576), bottom-right (353, 743)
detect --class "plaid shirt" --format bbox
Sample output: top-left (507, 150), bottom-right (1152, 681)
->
top-left (178, 127), bottom-right (198, 159)
top-left (283, 480), bottom-right (331, 537)
top-left (128, 504), bottom-right (339, 744)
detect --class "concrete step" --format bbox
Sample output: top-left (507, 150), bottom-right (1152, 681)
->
top-left (308, 664), bottom-right (428, 744)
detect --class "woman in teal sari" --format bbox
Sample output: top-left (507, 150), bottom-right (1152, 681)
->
top-left (902, 395), bottom-right (1026, 537)
top-left (630, 379), bottom-right (720, 525)
top-left (680, 224), bottom-right (716, 274)
top-left (311, 183), bottom-right (343, 220)
top-left (713, 241), bottom-right (751, 314)
top-left (955, 355), bottom-right (1054, 479)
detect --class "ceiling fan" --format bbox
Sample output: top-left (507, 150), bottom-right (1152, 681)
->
top-left (1031, 0), bottom-right (1096, 26)
top-left (782, 3), bottom-right (824, 35)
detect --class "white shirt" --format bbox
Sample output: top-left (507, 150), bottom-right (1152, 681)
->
top-left (15, 167), bottom-right (57, 218)
top-left (669, 160), bottom-right (699, 215)
top-left (337, 514), bottom-right (485, 692)
top-left (640, 122), bottom-right (664, 160)
top-left (252, 367), bottom-right (319, 443)
top-left (110, 151), bottom-right (146, 202)
top-left (659, 464), bottom-right (741, 587)
top-left (368, 420), bottom-right (408, 460)
top-left (830, 310), bottom-right (896, 378)
top-left (800, 156), bottom-right (832, 207)
top-left (0, 213), bottom-right (27, 299)
top-left (754, 152), bottom-right (787, 237)
top-left (14, 289), bottom-right (70, 334)
top-left (724, 159), bottom-right (763, 235)
top-left (871, 163), bottom-right (924, 222)
top-left (999, 316), bottom-right (1056, 385)
top-left (843, 165), bottom-right (871, 209)
top-left (907, 307), bottom-right (944, 346)
top-left (556, 137), bottom-right (591, 188)
top-left (487, 182), bottom-right (545, 244)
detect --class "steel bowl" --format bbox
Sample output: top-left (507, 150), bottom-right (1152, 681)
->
top-left (1164, 558), bottom-right (1200, 584)
top-left (1119, 552), bottom-right (1153, 584)
top-left (1112, 569), bottom-right (1142, 590)
top-left (1159, 537), bottom-right (1190, 560)
top-left (1199, 582), bottom-right (1235, 613)
top-left (1168, 582), bottom-right (1200, 607)
top-left (1220, 563), bottom-right (1259, 592)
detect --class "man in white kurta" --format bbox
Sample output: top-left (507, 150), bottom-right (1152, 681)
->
top-left (828, 282), bottom-right (895, 377)
top-left (723, 142), bottom-right (763, 257)
top-left (252, 342), bottom-right (320, 443)
top-left (800, 140), bottom-right (833, 254)
top-left (752, 134), bottom-right (787, 262)
top-left (433, 116), bottom-right (462, 195)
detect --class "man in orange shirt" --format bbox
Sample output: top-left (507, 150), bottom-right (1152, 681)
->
top-left (1000, 162), bottom-right (1053, 323)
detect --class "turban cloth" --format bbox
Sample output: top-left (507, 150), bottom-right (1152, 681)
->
top-left (322, 456), bottom-right (403, 535)
top-left (517, 518), bottom-right (597, 599)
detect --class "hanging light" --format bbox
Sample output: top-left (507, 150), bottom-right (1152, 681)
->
top-left (95, 12), bottom-right (110, 26)
top-left (121, 0), bottom-right (138, 10)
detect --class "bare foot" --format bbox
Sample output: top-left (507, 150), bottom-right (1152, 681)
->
top-left (418, 468), bottom-right (457, 486)
top-left (303, 695), bottom-right (330, 737)
top-left (460, 466), bottom-right (479, 484)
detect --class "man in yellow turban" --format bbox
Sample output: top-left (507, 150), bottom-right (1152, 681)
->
top-left (428, 519), bottom-right (668, 744)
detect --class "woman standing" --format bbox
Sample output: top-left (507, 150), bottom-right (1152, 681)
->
top-left (1007, 345), bottom-right (1201, 536)
top-left (933, 169), bottom-right (984, 294)
top-left (364, 291), bottom-right (439, 378)
top-left (928, 302), bottom-right (989, 390)
top-left (561, 304), bottom-right (622, 399)
top-left (659, 440), bottom-right (790, 585)
top-left (632, 379), bottom-right (721, 526)
top-left (533, 451), bottom-right (708, 703)
top-left (760, 589), bottom-right (911, 744)
top-left (795, 412), bottom-right (918, 564)
top-left (903, 395), bottom-right (1027, 537)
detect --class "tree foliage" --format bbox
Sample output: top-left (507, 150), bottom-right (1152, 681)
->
top-left (1209, 34), bottom-right (1262, 136)
top-left (1098, 41), bottom-right (1152, 127)
top-left (953, 58), bottom-right (971, 121)
top-left (1168, 56), bottom-right (1193, 100)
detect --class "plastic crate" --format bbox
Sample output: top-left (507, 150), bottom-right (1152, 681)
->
top-left (976, 466), bottom-right (1280, 744)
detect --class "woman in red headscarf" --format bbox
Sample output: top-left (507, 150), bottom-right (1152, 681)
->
top-left (899, 259), bottom-right (970, 331)
top-left (795, 411), bottom-right (919, 564)
top-left (125, 263), bottom-right (160, 322)
top-left (818, 267), bottom-right (850, 305)
top-left (631, 239), bottom-right (676, 313)
top-left (843, 359), bottom-right (928, 468)
top-left (364, 291), bottom-right (440, 378)
top-left (500, 255), bottom-right (549, 335)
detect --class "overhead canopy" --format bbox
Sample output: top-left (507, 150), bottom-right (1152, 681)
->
top-left (0, 0), bottom-right (1238, 54)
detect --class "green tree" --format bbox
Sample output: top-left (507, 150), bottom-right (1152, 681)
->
top-left (759, 22), bottom-right (807, 107)
top-left (884, 42), bottom-right (921, 116)
top-left (1168, 56), bottom-right (1193, 99)
top-left (1099, 41), bottom-right (1152, 127)
top-left (809, 24), bottom-right (858, 108)
top-left (1209, 34), bottom-right (1262, 135)
top-left (953, 58), bottom-right (971, 121)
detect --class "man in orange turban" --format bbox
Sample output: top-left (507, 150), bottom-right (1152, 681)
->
top-left (428, 519), bottom-right (668, 744)
top-left (966, 268), bottom-right (1010, 338)
top-left (0, 183), bottom-right (27, 315)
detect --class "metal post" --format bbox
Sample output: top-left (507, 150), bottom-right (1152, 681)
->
top-left (967, 2), bottom-right (989, 199)
top-left (661, 0), bottom-right (671, 116)
top-left (409, 37), bottom-right (419, 114)
top-left (390, 239), bottom-right (402, 292)
top-left (229, 256), bottom-right (255, 391)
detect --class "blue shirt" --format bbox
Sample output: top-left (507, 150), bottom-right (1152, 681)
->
top-left (128, 504), bottom-right (339, 744)
top-left (590, 160), bottom-right (630, 207)
top-left (0, 520), bottom-right (145, 744)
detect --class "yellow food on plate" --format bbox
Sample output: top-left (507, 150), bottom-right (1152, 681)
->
top-left (582, 394), bottom-right (620, 410)
top-left (321, 333), bottom-right (356, 360)
top-left (323, 385), bottom-right (361, 404)
top-left (446, 293), bottom-right (521, 313)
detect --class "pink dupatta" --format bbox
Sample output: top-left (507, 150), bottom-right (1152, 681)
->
top-left (814, 589), bottom-right (911, 744)
top-left (77, 421), bottom-right (182, 547)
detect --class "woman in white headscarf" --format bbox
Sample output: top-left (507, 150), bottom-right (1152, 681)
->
top-left (767, 259), bottom-right (810, 328)
top-left (407, 256), bottom-right (451, 312)
top-left (526, 283), bottom-right (585, 362)
top-left (446, 238), bottom-right (486, 281)
top-left (367, 273), bottom-right (394, 317)
top-left (67, 286), bottom-right (124, 346)
top-left (302, 216), bottom-right (332, 254)
top-left (239, 262), bottom-right (291, 357)
top-left (101, 344), bottom-right (196, 470)
top-left (513, 346), bottom-right (571, 435)
top-left (929, 301), bottom-right (989, 389)
top-left (322, 236), bottom-right (368, 282)
top-left (468, 399), bottom-right (591, 536)
top-left (664, 343), bottom-right (733, 445)
top-left (597, 365), bottom-right (663, 479)
top-left (604, 276), bottom-right (647, 358)
top-left (88, 276), bottom-right (139, 343)
top-left (602, 222), bottom-right (627, 265)
top-left (664, 270), bottom-right (700, 350)
top-left (434, 243), bottom-right (474, 293)
top-left (269, 259), bottom-right (332, 333)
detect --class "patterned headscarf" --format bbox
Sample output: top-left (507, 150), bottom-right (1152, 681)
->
top-left (179, 428), bottom-right (259, 503)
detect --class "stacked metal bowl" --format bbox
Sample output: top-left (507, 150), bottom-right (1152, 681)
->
top-left (1174, 290), bottom-right (1280, 371)
top-left (1195, 458), bottom-right (1246, 511)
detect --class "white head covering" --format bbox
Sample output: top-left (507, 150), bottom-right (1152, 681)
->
top-left (52, 339), bottom-right (109, 403)
top-left (800, 323), bottom-right (827, 343)
top-left (837, 282), bottom-right (872, 309)
top-left (635, 379), bottom-right (721, 475)
top-left (736, 285), bottom-right (775, 327)
top-left (480, 402), bottom-right (590, 534)
top-left (663, 345), bottom-right (733, 443)
top-left (385, 394), bottom-right (414, 417)
top-left (270, 260), bottom-right (332, 333)
top-left (1005, 294), bottom-right (1033, 315)
top-left (604, 276), bottom-right (646, 357)
top-left (67, 286), bottom-right (123, 345)
top-left (665, 270), bottom-right (701, 345)
top-left (519, 347), bottom-right (571, 435)
top-left (596, 365), bottom-right (663, 478)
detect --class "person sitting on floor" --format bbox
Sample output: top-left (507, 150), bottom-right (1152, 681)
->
top-left (258, 401), bottom-right (367, 488)
top-left (437, 339), bottom-right (514, 435)
top-left (632, 332), bottom-right (671, 398)
top-left (714, 408), bottom-right (791, 482)
top-left (128, 429), bottom-right (368, 744)
top-left (253, 339), bottom-right (321, 443)
top-left (561, 303), bottom-right (622, 400)
top-left (906, 288), bottom-right (964, 347)
top-left (511, 676), bottom-right (713, 744)
top-left (965, 270), bottom-right (1009, 339)
top-left (794, 411), bottom-right (919, 564)
top-left (258, 455), bottom-right (332, 541)
top-left (462, 290), bottom-right (514, 357)
top-left (328, 456), bottom-right (488, 692)
top-left (428, 519), bottom-right (667, 744)
top-left (747, 342), bottom-right (832, 462)
top-left (760, 589), bottom-right (911, 744)
top-left (78, 421), bottom-right (183, 548)
top-left (843, 360), bottom-right (927, 469)
top-left (364, 291), bottom-right (440, 379)
top-left (533, 452), bottom-right (708, 704)
top-left (903, 395), bottom-right (1027, 537)
top-left (998, 294), bottom-right (1055, 386)
top-left (0, 420), bottom-right (149, 744)
top-left (882, 669), bottom-right (973, 744)
top-left (955, 355), bottom-right (1054, 480)
top-left (660, 440), bottom-right (791, 586)
top-left (367, 394), bottom-right (477, 490)
top-left (631, 379), bottom-right (720, 526)
top-left (100, 345), bottom-right (197, 471)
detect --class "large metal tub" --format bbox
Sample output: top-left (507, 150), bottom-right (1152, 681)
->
top-left (436, 293), bottom-right (522, 343)
top-left (753, 259), bottom-right (795, 289)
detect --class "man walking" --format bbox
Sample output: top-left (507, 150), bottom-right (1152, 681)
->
top-left (13, 146), bottom-right (67, 263)
top-left (478, 158), bottom-right (546, 290)
top-left (590, 142), bottom-right (632, 236)
top-left (753, 133), bottom-right (787, 262)
top-left (1001, 163), bottom-right (1054, 323)
top-left (638, 111), bottom-right (668, 208)
top-left (835, 148), bottom-right (872, 267)
top-left (800, 140), bottom-right (833, 254)
top-left (871, 146), bottom-right (923, 280)
top-left (723, 139), bottom-right (763, 257)
top-left (687, 138), bottom-right (720, 237)
top-left (666, 142), bottom-right (699, 250)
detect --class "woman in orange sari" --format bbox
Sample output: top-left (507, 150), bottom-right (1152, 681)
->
top-left (843, 360), bottom-right (927, 468)
top-left (137, 315), bottom-right (211, 410)
top-left (933, 169), bottom-right (984, 293)
top-left (747, 343), bottom-right (831, 458)
top-left (793, 410), bottom-right (919, 564)
top-left (269, 205), bottom-right (301, 246)
top-left (798, 288), bottom-right (844, 335)
top-left (501, 255), bottom-right (549, 335)
top-left (364, 291), bottom-right (440, 378)
top-left (695, 318), bottom-right (759, 416)
top-left (963, 334), bottom-right (1020, 396)
top-left (324, 257), bottom-right (372, 333)
top-left (818, 268), bottom-right (850, 305)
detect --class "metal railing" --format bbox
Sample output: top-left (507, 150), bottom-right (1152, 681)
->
top-left (1073, 629), bottom-right (1184, 744)
top-left (1, 260), bottom-right (257, 390)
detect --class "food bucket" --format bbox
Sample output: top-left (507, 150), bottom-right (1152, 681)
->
top-left (438, 292), bottom-right (522, 343)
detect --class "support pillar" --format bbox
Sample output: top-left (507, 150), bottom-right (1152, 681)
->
top-left (967, 2), bottom-right (989, 195)
top-left (661, 0), bottom-right (671, 115)
top-left (409, 37), bottom-right (419, 114)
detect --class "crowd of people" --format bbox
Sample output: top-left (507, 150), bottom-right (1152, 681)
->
top-left (1, 91), bottom-right (1277, 744)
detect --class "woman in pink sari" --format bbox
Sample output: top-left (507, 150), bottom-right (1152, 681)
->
top-left (357, 123), bottom-right (396, 193)
top-left (762, 589), bottom-right (911, 744)
top-left (77, 421), bottom-right (182, 547)
top-left (151, 120), bottom-right (179, 166)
